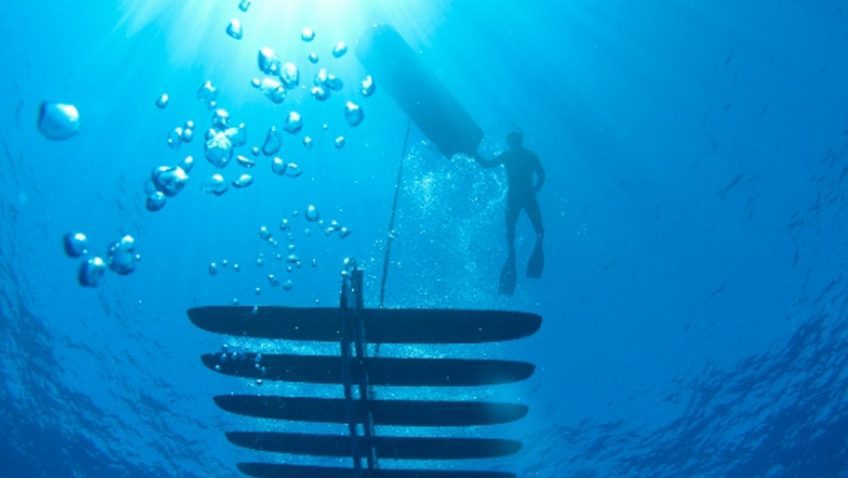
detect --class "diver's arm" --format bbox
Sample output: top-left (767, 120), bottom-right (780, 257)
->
top-left (533, 156), bottom-right (546, 192)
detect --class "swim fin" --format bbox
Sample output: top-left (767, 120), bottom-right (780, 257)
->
top-left (499, 255), bottom-right (516, 295)
top-left (526, 239), bottom-right (544, 278)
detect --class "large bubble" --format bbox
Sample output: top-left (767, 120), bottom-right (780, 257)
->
top-left (38, 102), bottom-right (80, 140)
top-left (262, 126), bottom-right (282, 155)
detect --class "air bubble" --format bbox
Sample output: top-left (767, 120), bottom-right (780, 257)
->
top-left (38, 102), bottom-right (80, 140)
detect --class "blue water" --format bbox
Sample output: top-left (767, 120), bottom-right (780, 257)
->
top-left (2, 1), bottom-right (847, 476)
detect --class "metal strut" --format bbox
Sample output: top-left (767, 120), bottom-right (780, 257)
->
top-left (339, 263), bottom-right (378, 474)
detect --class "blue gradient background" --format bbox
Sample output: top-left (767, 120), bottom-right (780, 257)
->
top-left (1, 1), bottom-right (847, 476)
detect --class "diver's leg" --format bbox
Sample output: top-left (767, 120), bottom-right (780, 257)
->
top-left (525, 197), bottom-right (544, 278)
top-left (525, 197), bottom-right (544, 240)
top-left (505, 199), bottom-right (520, 257)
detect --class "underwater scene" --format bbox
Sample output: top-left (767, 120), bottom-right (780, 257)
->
top-left (2, 0), bottom-right (847, 477)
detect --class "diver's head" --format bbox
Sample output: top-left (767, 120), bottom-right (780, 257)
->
top-left (506, 129), bottom-right (523, 149)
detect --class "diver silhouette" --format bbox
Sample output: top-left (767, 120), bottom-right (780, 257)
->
top-left (474, 130), bottom-right (545, 295)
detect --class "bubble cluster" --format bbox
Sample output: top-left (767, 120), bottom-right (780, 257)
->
top-left (63, 233), bottom-right (141, 287)
top-left (38, 102), bottom-right (80, 141)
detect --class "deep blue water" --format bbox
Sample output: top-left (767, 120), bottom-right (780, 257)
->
top-left (2, 1), bottom-right (847, 477)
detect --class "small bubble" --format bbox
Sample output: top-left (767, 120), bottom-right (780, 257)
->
top-left (197, 81), bottom-right (217, 108)
top-left (181, 155), bottom-right (195, 172)
top-left (146, 191), bottom-right (167, 212)
top-left (301, 27), bottom-right (315, 42)
top-left (167, 127), bottom-right (183, 149)
top-left (258, 47), bottom-right (281, 75)
top-left (233, 263), bottom-right (240, 272)
top-left (339, 226), bottom-right (351, 238)
top-left (232, 298), bottom-right (239, 305)
top-left (308, 52), bottom-right (319, 64)
top-left (360, 75), bottom-right (375, 97)
top-left (185, 120), bottom-right (195, 129)
top-left (287, 243), bottom-right (296, 252)
top-left (255, 287), bottom-right (262, 295)
top-left (334, 136), bottom-right (345, 149)
top-left (226, 18), bottom-right (243, 40)
top-left (204, 173), bottom-right (229, 196)
top-left (304, 204), bottom-right (320, 222)
top-left (63, 232), bottom-right (89, 258)
top-left (311, 258), bottom-right (318, 268)
top-left (325, 74), bottom-right (343, 91)
top-left (282, 279), bottom-right (293, 291)
top-left (236, 155), bottom-right (256, 168)
top-left (255, 379), bottom-right (263, 386)
top-left (284, 111), bottom-right (303, 134)
top-left (258, 226), bottom-right (271, 240)
top-left (221, 259), bottom-right (229, 268)
top-left (332, 41), bottom-right (348, 58)
top-left (344, 101), bottom-right (364, 127)
top-left (181, 128), bottom-right (194, 143)
top-left (267, 274), bottom-right (279, 287)
top-left (38, 102), bottom-right (80, 141)
top-left (239, 0), bottom-right (251, 12)
top-left (262, 126), bottom-right (281, 155)
top-left (271, 157), bottom-right (287, 175)
top-left (232, 173), bottom-right (254, 189)
top-left (311, 86), bottom-right (329, 101)
top-left (285, 162), bottom-right (303, 177)
top-left (302, 136), bottom-right (313, 149)
top-left (212, 108), bottom-right (230, 130)
top-left (256, 257), bottom-right (264, 267)
top-left (155, 93), bottom-right (169, 109)
top-left (209, 262), bottom-right (218, 276)
top-left (279, 218), bottom-right (290, 231)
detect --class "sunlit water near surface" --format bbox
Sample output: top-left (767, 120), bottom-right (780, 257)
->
top-left (2, 1), bottom-right (848, 477)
